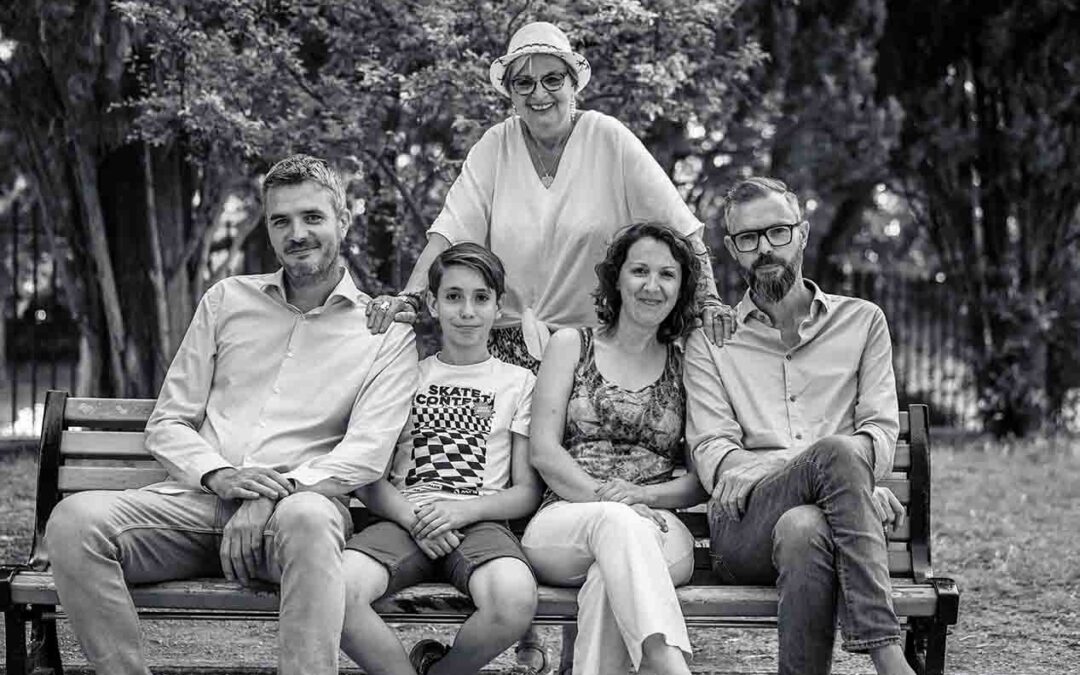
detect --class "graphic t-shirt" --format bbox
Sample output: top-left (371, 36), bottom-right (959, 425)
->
top-left (390, 355), bottom-right (535, 507)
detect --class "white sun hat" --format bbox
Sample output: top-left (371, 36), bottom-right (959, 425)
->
top-left (488, 22), bottom-right (592, 98)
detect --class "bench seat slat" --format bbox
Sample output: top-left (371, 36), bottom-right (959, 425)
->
top-left (7, 571), bottom-right (939, 619)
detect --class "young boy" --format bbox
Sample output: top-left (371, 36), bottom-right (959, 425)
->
top-left (340, 243), bottom-right (542, 675)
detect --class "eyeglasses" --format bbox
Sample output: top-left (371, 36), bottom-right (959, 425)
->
top-left (728, 222), bottom-right (804, 253)
top-left (510, 71), bottom-right (570, 96)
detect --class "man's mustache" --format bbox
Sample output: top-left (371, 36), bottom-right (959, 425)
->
top-left (752, 253), bottom-right (786, 271)
top-left (284, 240), bottom-right (320, 254)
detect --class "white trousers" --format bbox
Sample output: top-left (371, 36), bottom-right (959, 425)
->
top-left (522, 501), bottom-right (694, 675)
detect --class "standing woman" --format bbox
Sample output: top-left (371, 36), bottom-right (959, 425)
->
top-left (367, 21), bottom-right (735, 368)
top-left (523, 223), bottom-right (706, 675)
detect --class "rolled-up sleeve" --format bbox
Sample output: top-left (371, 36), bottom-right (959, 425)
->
top-left (618, 118), bottom-right (704, 239)
top-left (284, 323), bottom-right (419, 492)
top-left (854, 306), bottom-right (899, 478)
top-left (683, 330), bottom-right (744, 494)
top-left (145, 282), bottom-right (234, 489)
top-left (427, 127), bottom-right (497, 245)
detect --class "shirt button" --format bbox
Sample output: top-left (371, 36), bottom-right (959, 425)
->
top-left (259, 420), bottom-right (266, 428)
top-left (273, 386), bottom-right (280, 393)
top-left (789, 395), bottom-right (797, 402)
top-left (785, 353), bottom-right (793, 361)
top-left (286, 351), bottom-right (294, 358)
top-left (795, 433), bottom-right (803, 440)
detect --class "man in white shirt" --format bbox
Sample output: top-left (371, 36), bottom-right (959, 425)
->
top-left (45, 155), bottom-right (418, 675)
top-left (685, 177), bottom-right (913, 675)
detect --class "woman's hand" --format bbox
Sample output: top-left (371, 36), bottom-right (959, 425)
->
top-left (365, 294), bottom-right (419, 334)
top-left (700, 300), bottom-right (738, 347)
top-left (629, 504), bottom-right (669, 532)
top-left (595, 478), bottom-right (649, 505)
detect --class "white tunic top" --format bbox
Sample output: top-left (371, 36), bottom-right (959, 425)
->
top-left (429, 110), bottom-right (704, 331)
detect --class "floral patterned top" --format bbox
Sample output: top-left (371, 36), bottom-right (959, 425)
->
top-left (542, 327), bottom-right (686, 507)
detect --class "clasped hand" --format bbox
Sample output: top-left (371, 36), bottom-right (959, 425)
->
top-left (410, 500), bottom-right (469, 559)
top-left (205, 466), bottom-right (293, 501)
top-left (220, 497), bottom-right (276, 586)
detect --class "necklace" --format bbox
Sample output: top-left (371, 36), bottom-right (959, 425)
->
top-left (524, 116), bottom-right (576, 188)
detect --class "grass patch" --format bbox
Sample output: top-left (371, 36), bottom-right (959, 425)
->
top-left (2, 437), bottom-right (1078, 674)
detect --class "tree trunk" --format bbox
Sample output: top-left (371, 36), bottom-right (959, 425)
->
top-left (70, 140), bottom-right (133, 397)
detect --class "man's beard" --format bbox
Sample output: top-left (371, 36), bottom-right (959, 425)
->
top-left (281, 240), bottom-right (341, 288)
top-left (741, 252), bottom-right (798, 304)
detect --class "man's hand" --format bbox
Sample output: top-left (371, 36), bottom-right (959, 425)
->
top-left (700, 301), bottom-right (737, 347)
top-left (411, 500), bottom-right (475, 540)
top-left (628, 504), bottom-right (669, 532)
top-left (204, 467), bottom-right (293, 501)
top-left (365, 294), bottom-right (418, 334)
top-left (712, 456), bottom-right (784, 521)
top-left (872, 486), bottom-right (906, 534)
top-left (595, 478), bottom-right (649, 505)
top-left (220, 497), bottom-right (276, 586)
top-left (413, 530), bottom-right (463, 560)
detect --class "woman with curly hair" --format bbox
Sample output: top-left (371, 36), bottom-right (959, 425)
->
top-left (521, 223), bottom-right (707, 675)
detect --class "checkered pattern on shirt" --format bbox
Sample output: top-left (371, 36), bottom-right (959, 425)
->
top-left (405, 403), bottom-right (492, 493)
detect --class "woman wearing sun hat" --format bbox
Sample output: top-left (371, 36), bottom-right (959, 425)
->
top-left (366, 21), bottom-right (735, 370)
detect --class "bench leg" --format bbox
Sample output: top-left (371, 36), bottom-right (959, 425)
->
top-left (923, 622), bottom-right (949, 675)
top-left (6, 606), bottom-right (29, 675)
top-left (30, 608), bottom-right (65, 675)
top-left (904, 625), bottom-right (926, 674)
top-left (559, 624), bottom-right (577, 675)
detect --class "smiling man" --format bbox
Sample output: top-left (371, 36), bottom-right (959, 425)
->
top-left (44, 154), bottom-right (418, 675)
top-left (684, 177), bottom-right (914, 675)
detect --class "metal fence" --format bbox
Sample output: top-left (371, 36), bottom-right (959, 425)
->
top-left (2, 199), bottom-right (78, 438)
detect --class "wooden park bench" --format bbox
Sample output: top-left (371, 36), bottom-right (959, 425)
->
top-left (2, 391), bottom-right (960, 674)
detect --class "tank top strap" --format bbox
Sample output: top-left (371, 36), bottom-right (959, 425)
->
top-left (575, 326), bottom-right (596, 371)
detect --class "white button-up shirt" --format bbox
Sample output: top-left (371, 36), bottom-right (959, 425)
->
top-left (685, 280), bottom-right (899, 493)
top-left (145, 269), bottom-right (418, 495)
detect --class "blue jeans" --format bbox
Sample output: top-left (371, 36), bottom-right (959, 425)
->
top-left (708, 436), bottom-right (901, 675)
top-left (45, 489), bottom-right (352, 675)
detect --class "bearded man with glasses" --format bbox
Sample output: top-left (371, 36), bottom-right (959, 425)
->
top-left (683, 177), bottom-right (916, 675)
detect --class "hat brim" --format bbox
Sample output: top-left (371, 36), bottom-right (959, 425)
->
top-left (489, 48), bottom-right (591, 98)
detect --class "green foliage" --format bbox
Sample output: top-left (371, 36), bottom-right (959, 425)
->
top-left (879, 0), bottom-right (1080, 435)
top-left (112, 0), bottom-right (765, 288)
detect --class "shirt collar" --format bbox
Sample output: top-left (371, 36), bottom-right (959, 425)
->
top-left (260, 266), bottom-right (367, 307)
top-left (736, 278), bottom-right (831, 326)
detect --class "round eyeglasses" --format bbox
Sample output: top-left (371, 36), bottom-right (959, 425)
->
top-left (510, 71), bottom-right (570, 96)
top-left (729, 222), bottom-right (804, 253)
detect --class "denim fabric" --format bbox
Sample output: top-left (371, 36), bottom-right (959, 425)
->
top-left (708, 436), bottom-right (901, 674)
top-left (45, 489), bottom-right (352, 675)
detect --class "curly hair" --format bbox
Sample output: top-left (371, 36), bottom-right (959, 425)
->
top-left (592, 223), bottom-right (701, 343)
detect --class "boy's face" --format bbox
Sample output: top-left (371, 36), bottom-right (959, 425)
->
top-left (428, 265), bottom-right (501, 353)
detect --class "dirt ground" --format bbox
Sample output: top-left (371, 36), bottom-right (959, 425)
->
top-left (2, 435), bottom-right (1078, 674)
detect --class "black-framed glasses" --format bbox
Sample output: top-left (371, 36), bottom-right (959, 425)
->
top-left (510, 71), bottom-right (570, 96)
top-left (728, 222), bottom-right (804, 253)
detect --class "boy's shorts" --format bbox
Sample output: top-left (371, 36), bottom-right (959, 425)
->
top-left (345, 519), bottom-right (533, 596)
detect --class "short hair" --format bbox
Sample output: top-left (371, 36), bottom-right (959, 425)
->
top-left (262, 154), bottom-right (349, 221)
top-left (428, 242), bottom-right (507, 299)
top-left (721, 176), bottom-right (802, 233)
top-left (503, 54), bottom-right (579, 95)
top-left (592, 223), bottom-right (701, 344)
